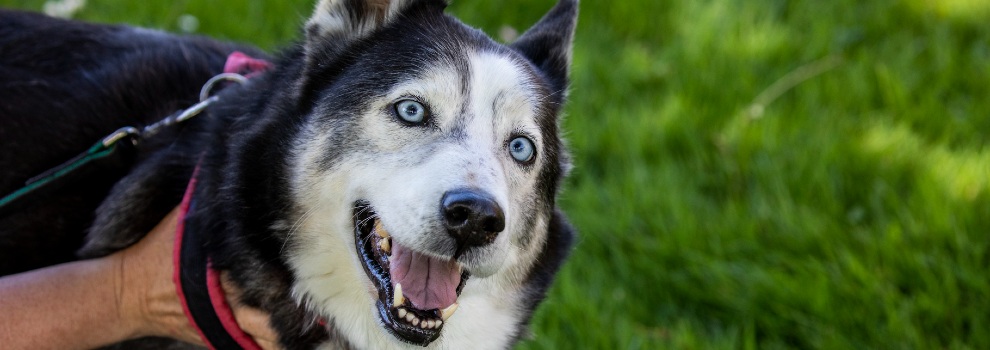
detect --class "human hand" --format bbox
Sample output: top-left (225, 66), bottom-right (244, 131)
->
top-left (110, 207), bottom-right (281, 349)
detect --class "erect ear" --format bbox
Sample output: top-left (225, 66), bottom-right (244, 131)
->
top-left (510, 0), bottom-right (579, 94)
top-left (305, 0), bottom-right (444, 52)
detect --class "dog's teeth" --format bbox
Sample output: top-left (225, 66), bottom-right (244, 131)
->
top-left (435, 320), bottom-right (443, 328)
top-left (440, 303), bottom-right (458, 321)
top-left (411, 316), bottom-right (420, 327)
top-left (397, 308), bottom-right (407, 318)
top-left (374, 220), bottom-right (390, 238)
top-left (379, 237), bottom-right (391, 255)
top-left (393, 283), bottom-right (405, 306)
top-left (405, 313), bottom-right (415, 323)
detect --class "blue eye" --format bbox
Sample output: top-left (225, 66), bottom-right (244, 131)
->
top-left (395, 100), bottom-right (426, 124)
top-left (508, 137), bottom-right (535, 163)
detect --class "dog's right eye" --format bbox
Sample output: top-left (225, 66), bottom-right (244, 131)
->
top-left (508, 136), bottom-right (536, 164)
top-left (394, 100), bottom-right (427, 125)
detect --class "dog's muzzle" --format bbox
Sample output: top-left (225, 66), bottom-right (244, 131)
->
top-left (353, 202), bottom-right (470, 346)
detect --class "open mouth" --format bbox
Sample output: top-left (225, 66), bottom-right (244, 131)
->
top-left (353, 202), bottom-right (469, 346)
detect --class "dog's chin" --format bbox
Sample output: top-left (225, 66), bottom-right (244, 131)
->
top-left (353, 201), bottom-right (469, 346)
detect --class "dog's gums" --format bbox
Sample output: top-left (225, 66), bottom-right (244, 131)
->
top-left (354, 202), bottom-right (469, 345)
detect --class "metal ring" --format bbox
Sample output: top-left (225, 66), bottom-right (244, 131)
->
top-left (174, 96), bottom-right (219, 123)
top-left (200, 73), bottom-right (248, 101)
top-left (101, 127), bottom-right (140, 147)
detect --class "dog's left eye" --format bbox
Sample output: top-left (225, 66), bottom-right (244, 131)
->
top-left (508, 136), bottom-right (535, 163)
top-left (394, 100), bottom-right (427, 124)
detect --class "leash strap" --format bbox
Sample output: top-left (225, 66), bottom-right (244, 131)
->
top-left (0, 129), bottom-right (138, 217)
top-left (174, 165), bottom-right (263, 350)
top-left (0, 51), bottom-right (263, 218)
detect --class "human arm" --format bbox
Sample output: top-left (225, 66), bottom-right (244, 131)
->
top-left (0, 207), bottom-right (280, 349)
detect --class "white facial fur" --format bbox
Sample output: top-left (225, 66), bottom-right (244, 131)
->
top-left (285, 51), bottom-right (554, 349)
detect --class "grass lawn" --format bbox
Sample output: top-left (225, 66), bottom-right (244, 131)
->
top-left (4, 0), bottom-right (989, 348)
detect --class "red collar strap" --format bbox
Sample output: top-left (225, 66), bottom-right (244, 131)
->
top-left (172, 53), bottom-right (271, 350)
top-left (173, 165), bottom-right (262, 350)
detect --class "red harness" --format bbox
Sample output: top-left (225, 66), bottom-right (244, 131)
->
top-left (173, 165), bottom-right (262, 350)
top-left (172, 52), bottom-right (271, 350)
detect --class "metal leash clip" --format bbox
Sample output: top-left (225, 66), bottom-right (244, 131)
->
top-left (1, 58), bottom-right (260, 216)
top-left (142, 73), bottom-right (248, 139)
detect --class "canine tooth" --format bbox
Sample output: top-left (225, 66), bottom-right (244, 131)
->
top-left (440, 303), bottom-right (458, 321)
top-left (397, 308), bottom-right (407, 318)
top-left (375, 220), bottom-right (390, 238)
top-left (393, 284), bottom-right (405, 306)
top-left (379, 237), bottom-right (391, 254)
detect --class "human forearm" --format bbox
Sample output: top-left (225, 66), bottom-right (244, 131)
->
top-left (0, 257), bottom-right (137, 349)
top-left (0, 207), bottom-right (280, 349)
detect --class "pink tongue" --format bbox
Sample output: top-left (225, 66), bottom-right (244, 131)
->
top-left (389, 243), bottom-right (460, 310)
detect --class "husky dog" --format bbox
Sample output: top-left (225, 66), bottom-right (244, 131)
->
top-left (0, 0), bottom-right (577, 348)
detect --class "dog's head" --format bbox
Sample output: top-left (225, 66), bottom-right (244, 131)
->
top-left (282, 0), bottom-right (577, 347)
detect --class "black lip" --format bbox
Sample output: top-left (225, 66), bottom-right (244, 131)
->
top-left (352, 202), bottom-right (469, 346)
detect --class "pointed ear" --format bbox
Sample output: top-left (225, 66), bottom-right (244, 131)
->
top-left (510, 0), bottom-right (579, 93)
top-left (305, 0), bottom-right (442, 50)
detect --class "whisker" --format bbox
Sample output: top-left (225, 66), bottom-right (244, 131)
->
top-left (356, 213), bottom-right (381, 247)
top-left (281, 200), bottom-right (323, 254)
top-left (351, 205), bottom-right (373, 220)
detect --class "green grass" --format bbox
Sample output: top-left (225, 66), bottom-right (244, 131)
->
top-left (5, 0), bottom-right (989, 348)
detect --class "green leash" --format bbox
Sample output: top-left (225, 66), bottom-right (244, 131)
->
top-left (0, 73), bottom-right (247, 217)
top-left (0, 128), bottom-right (139, 216)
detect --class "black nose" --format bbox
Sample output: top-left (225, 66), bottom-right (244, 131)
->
top-left (441, 189), bottom-right (505, 248)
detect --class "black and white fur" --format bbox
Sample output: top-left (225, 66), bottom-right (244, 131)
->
top-left (0, 0), bottom-right (578, 348)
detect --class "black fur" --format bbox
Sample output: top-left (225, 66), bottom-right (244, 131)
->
top-left (0, 10), bottom-right (265, 275)
top-left (0, 1), bottom-right (577, 348)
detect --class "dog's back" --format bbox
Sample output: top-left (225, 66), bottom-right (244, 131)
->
top-left (0, 10), bottom-right (258, 274)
